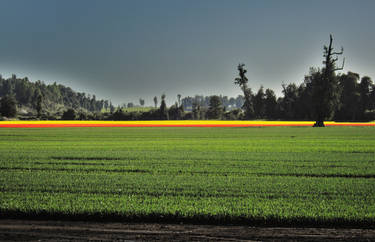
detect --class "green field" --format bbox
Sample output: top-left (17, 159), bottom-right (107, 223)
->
top-left (0, 127), bottom-right (374, 226)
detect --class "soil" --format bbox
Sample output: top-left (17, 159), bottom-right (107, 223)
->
top-left (1, 219), bottom-right (375, 241)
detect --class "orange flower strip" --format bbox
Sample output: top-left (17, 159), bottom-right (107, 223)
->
top-left (0, 120), bottom-right (374, 128)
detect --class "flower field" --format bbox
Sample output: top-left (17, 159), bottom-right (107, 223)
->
top-left (0, 120), bottom-right (374, 128)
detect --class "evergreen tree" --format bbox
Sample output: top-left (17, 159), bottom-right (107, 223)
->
top-left (168, 103), bottom-right (179, 120)
top-left (207, 95), bottom-right (223, 119)
top-left (358, 76), bottom-right (373, 120)
top-left (254, 86), bottom-right (266, 118)
top-left (264, 88), bottom-right (277, 119)
top-left (280, 83), bottom-right (299, 120)
top-left (36, 94), bottom-right (43, 118)
top-left (192, 101), bottom-right (200, 120)
top-left (234, 64), bottom-right (254, 119)
top-left (0, 95), bottom-right (17, 117)
top-left (61, 108), bottom-right (76, 120)
top-left (153, 96), bottom-right (158, 108)
top-left (336, 72), bottom-right (360, 120)
top-left (159, 94), bottom-right (168, 120)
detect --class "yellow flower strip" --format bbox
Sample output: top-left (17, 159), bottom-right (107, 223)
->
top-left (0, 120), bottom-right (374, 127)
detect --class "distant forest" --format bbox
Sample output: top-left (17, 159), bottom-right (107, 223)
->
top-left (0, 74), bottom-right (115, 119)
top-left (0, 69), bottom-right (374, 121)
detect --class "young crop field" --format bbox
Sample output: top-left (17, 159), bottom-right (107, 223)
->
top-left (0, 126), bottom-right (374, 226)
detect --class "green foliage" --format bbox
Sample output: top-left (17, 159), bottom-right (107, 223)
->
top-left (153, 96), bottom-right (158, 108)
top-left (234, 64), bottom-right (248, 86)
top-left (207, 95), bottom-right (223, 119)
top-left (192, 102), bottom-right (199, 119)
top-left (0, 74), bottom-right (109, 115)
top-left (77, 110), bottom-right (88, 120)
top-left (234, 64), bottom-right (255, 119)
top-left (335, 72), bottom-right (360, 120)
top-left (181, 95), bottom-right (244, 112)
top-left (168, 103), bottom-right (179, 120)
top-left (109, 108), bottom-right (162, 121)
top-left (0, 95), bottom-right (17, 117)
top-left (264, 89), bottom-right (277, 119)
top-left (358, 76), bottom-right (373, 120)
top-left (159, 94), bottom-right (168, 120)
top-left (0, 127), bottom-right (375, 225)
top-left (61, 108), bottom-right (76, 120)
top-left (223, 108), bottom-right (242, 120)
top-left (192, 101), bottom-right (202, 120)
top-left (254, 86), bottom-right (266, 118)
top-left (280, 83), bottom-right (299, 120)
top-left (121, 106), bottom-right (153, 112)
top-left (36, 93), bottom-right (43, 118)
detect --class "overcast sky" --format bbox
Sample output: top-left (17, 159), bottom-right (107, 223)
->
top-left (0, 0), bottom-right (374, 105)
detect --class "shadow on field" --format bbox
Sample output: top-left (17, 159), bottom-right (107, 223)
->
top-left (1, 209), bottom-right (374, 229)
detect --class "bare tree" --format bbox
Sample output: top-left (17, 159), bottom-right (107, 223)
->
top-left (312, 34), bottom-right (345, 127)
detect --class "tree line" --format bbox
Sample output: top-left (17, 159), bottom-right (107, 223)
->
top-left (0, 74), bottom-right (114, 119)
top-left (0, 35), bottom-right (374, 123)
top-left (232, 68), bottom-right (374, 122)
top-left (233, 35), bottom-right (375, 126)
top-left (1, 69), bottom-right (373, 122)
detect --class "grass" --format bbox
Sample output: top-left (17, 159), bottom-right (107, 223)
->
top-left (0, 126), bottom-right (374, 226)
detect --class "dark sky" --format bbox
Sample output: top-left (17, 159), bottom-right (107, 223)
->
top-left (1, 0), bottom-right (374, 105)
